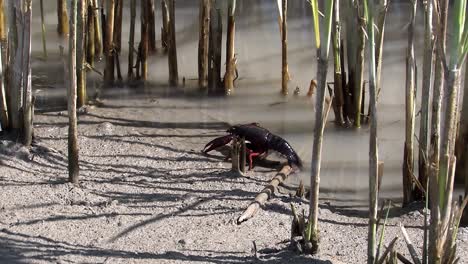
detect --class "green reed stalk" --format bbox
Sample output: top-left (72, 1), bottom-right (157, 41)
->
top-left (308, 0), bottom-right (333, 254)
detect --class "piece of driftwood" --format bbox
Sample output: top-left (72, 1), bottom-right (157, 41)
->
top-left (237, 165), bottom-right (292, 224)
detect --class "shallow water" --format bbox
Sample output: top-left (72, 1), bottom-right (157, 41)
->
top-left (30, 1), bottom-right (462, 202)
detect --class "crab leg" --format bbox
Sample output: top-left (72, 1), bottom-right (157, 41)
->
top-left (202, 135), bottom-right (234, 153)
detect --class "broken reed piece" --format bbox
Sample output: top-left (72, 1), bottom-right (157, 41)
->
top-left (237, 165), bottom-right (292, 224)
top-left (400, 223), bottom-right (422, 264)
top-left (240, 137), bottom-right (246, 174)
top-left (307, 79), bottom-right (317, 97)
top-left (231, 137), bottom-right (245, 176)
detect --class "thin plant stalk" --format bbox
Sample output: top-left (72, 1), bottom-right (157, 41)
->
top-left (208, 7), bottom-right (222, 93)
top-left (77, 0), bottom-right (87, 108)
top-left (86, 2), bottom-right (95, 66)
top-left (429, 0), bottom-right (468, 261)
top-left (113, 0), bottom-right (123, 53)
top-left (68, 0), bottom-right (79, 184)
top-left (308, 0), bottom-right (333, 254)
top-left (104, 0), bottom-right (115, 83)
top-left (374, 0), bottom-right (388, 107)
top-left (429, 0), bottom-right (448, 189)
top-left (40, 0), bottom-right (47, 59)
top-left (354, 1), bottom-right (366, 128)
top-left (429, 0), bottom-right (448, 257)
top-left (149, 0), bottom-right (156, 53)
top-left (464, 58), bottom-right (468, 199)
top-left (141, 0), bottom-right (149, 80)
top-left (167, 0), bottom-right (179, 86)
top-left (22, 0), bottom-right (33, 146)
top-left (276, 0), bottom-right (282, 37)
top-left (7, 1), bottom-right (20, 130)
top-left (344, 0), bottom-right (357, 122)
top-left (91, 0), bottom-right (103, 59)
top-left (403, 0), bottom-right (417, 206)
top-left (161, 0), bottom-right (169, 52)
top-left (418, 0), bottom-right (434, 199)
top-left (0, 0), bottom-right (5, 41)
top-left (363, 0), bottom-right (379, 262)
top-left (375, 201), bottom-right (391, 261)
top-left (0, 0), bottom-right (7, 130)
top-left (281, 0), bottom-right (288, 95)
top-left (128, 0), bottom-right (136, 80)
top-left (0, 41), bottom-right (7, 130)
top-left (224, 0), bottom-right (236, 95)
top-left (331, 0), bottom-right (344, 125)
top-left (57, 0), bottom-right (69, 36)
top-left (198, 0), bottom-right (211, 90)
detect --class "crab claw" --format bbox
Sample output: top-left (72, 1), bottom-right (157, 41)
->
top-left (202, 135), bottom-right (234, 153)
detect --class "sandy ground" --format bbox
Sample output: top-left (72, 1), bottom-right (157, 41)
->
top-left (1, 95), bottom-right (468, 264)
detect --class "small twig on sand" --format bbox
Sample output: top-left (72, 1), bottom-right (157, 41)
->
top-left (400, 223), bottom-right (422, 264)
top-left (237, 165), bottom-right (292, 224)
top-left (252, 241), bottom-right (259, 260)
top-left (376, 237), bottom-right (398, 264)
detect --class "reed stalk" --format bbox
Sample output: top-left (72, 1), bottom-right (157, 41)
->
top-left (0, 0), bottom-right (7, 130)
top-left (104, 0), bottom-right (115, 83)
top-left (40, 0), bottom-right (47, 59)
top-left (21, 0), bottom-right (33, 146)
top-left (224, 0), bottom-right (236, 95)
top-left (208, 6), bottom-right (222, 94)
top-left (161, 0), bottom-right (169, 52)
top-left (464, 58), bottom-right (468, 203)
top-left (68, 0), bottom-right (79, 184)
top-left (331, 0), bottom-right (344, 125)
top-left (403, 0), bottom-right (417, 207)
top-left (198, 0), bottom-right (211, 90)
top-left (91, 0), bottom-right (103, 59)
top-left (7, 1), bottom-right (20, 131)
top-left (113, 0), bottom-right (123, 53)
top-left (429, 0), bottom-right (448, 256)
top-left (141, 0), bottom-right (150, 80)
top-left (430, 0), bottom-right (448, 172)
top-left (0, 0), bottom-right (5, 42)
top-left (57, 0), bottom-right (69, 36)
top-left (308, 0), bottom-right (333, 254)
top-left (363, 0), bottom-right (379, 261)
top-left (0, 45), bottom-right (6, 131)
top-left (354, 1), bottom-right (366, 128)
top-left (77, 0), bottom-right (87, 108)
top-left (428, 0), bottom-right (468, 261)
top-left (149, 0), bottom-right (157, 53)
top-left (167, 0), bottom-right (179, 86)
top-left (128, 0), bottom-right (136, 80)
top-left (281, 0), bottom-right (288, 95)
top-left (86, 2), bottom-right (95, 66)
top-left (418, 0), bottom-right (435, 200)
top-left (344, 0), bottom-right (357, 122)
top-left (374, 0), bottom-right (388, 107)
